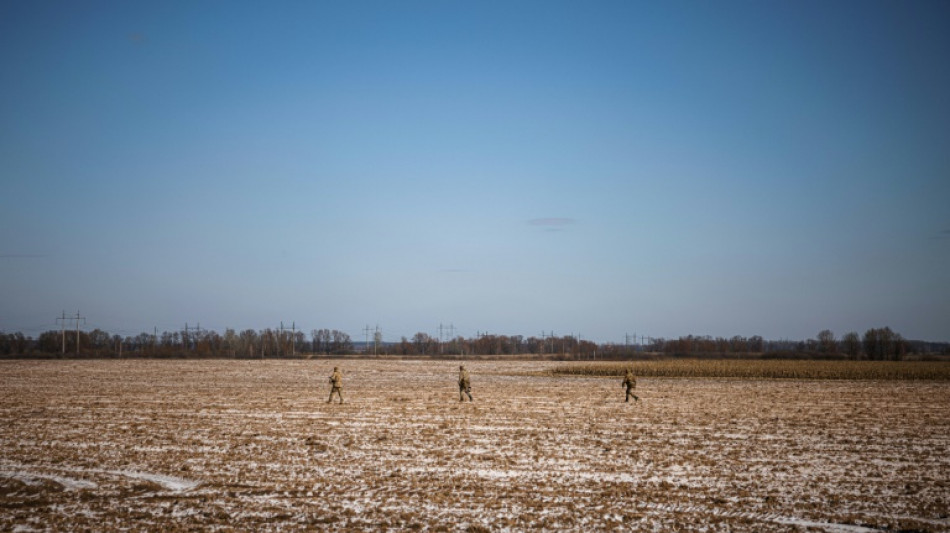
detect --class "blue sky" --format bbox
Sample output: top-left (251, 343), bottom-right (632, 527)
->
top-left (2, 1), bottom-right (948, 343)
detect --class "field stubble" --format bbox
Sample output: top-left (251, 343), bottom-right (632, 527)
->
top-left (1, 360), bottom-right (948, 532)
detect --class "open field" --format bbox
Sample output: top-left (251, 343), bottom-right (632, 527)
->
top-left (2, 360), bottom-right (949, 532)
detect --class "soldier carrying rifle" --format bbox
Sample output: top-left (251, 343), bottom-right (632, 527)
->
top-left (622, 368), bottom-right (639, 403)
top-left (327, 366), bottom-right (344, 404)
top-left (458, 365), bottom-right (473, 402)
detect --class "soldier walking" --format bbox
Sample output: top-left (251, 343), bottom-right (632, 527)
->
top-left (458, 365), bottom-right (473, 402)
top-left (623, 368), bottom-right (639, 403)
top-left (328, 366), bottom-right (344, 404)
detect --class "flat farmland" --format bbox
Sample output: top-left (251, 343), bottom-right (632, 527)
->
top-left (1, 360), bottom-right (948, 532)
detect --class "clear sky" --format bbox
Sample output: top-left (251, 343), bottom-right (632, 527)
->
top-left (2, 1), bottom-right (948, 344)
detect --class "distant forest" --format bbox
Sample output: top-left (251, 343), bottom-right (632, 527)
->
top-left (0, 326), bottom-right (947, 360)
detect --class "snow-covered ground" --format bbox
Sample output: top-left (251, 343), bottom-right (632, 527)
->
top-left (1, 359), bottom-right (947, 531)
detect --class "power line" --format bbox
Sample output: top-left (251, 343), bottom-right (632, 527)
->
top-left (625, 332), bottom-right (640, 354)
top-left (541, 330), bottom-right (554, 355)
top-left (55, 310), bottom-right (85, 355)
top-left (374, 324), bottom-right (381, 357)
top-left (279, 321), bottom-right (296, 357)
top-left (363, 325), bottom-right (373, 355)
top-left (183, 322), bottom-right (207, 351)
top-left (438, 323), bottom-right (456, 354)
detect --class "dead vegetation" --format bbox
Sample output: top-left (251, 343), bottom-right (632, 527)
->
top-left (1, 360), bottom-right (948, 531)
top-left (550, 359), bottom-right (950, 380)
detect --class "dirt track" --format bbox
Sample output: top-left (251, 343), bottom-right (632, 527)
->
top-left (2, 360), bottom-right (948, 531)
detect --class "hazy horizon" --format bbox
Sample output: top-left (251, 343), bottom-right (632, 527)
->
top-left (2, 1), bottom-right (948, 344)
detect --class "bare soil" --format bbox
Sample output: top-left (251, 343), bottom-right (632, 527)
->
top-left (1, 360), bottom-right (948, 531)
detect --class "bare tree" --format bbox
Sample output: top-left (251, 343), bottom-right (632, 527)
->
top-left (842, 332), bottom-right (861, 359)
top-left (817, 330), bottom-right (837, 354)
top-left (330, 330), bottom-right (352, 354)
top-left (413, 332), bottom-right (433, 355)
top-left (863, 327), bottom-right (898, 360)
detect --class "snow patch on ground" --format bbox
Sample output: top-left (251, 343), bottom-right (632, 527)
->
top-left (0, 468), bottom-right (98, 490)
top-left (105, 470), bottom-right (200, 492)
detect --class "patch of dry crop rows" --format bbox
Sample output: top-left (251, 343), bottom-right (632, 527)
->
top-left (1, 360), bottom-right (948, 531)
top-left (552, 359), bottom-right (950, 380)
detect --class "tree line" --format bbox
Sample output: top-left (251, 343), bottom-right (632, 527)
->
top-left (0, 328), bottom-right (354, 358)
top-left (0, 326), bottom-right (946, 359)
top-left (636, 328), bottom-right (931, 360)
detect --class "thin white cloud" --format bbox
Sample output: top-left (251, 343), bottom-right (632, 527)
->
top-left (527, 218), bottom-right (576, 227)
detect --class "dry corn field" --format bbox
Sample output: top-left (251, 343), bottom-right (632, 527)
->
top-left (550, 360), bottom-right (950, 381)
top-left (2, 360), bottom-right (949, 532)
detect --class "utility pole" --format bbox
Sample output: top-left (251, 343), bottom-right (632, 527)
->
top-left (476, 331), bottom-right (487, 356)
top-left (446, 323), bottom-right (456, 354)
top-left (183, 323), bottom-right (206, 353)
top-left (62, 311), bottom-right (86, 355)
top-left (195, 323), bottom-right (205, 352)
top-left (625, 333), bottom-right (638, 355)
top-left (541, 331), bottom-right (554, 355)
top-left (56, 311), bottom-right (68, 355)
top-left (55, 311), bottom-right (84, 355)
top-left (439, 323), bottom-right (445, 355)
top-left (363, 325), bottom-right (372, 355)
top-left (75, 311), bottom-right (82, 354)
top-left (279, 321), bottom-right (296, 357)
top-left (373, 324), bottom-right (381, 357)
top-left (439, 323), bottom-right (455, 355)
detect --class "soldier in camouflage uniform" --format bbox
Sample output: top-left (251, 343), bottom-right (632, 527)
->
top-left (458, 365), bottom-right (473, 402)
top-left (622, 368), bottom-right (639, 403)
top-left (327, 366), bottom-right (343, 404)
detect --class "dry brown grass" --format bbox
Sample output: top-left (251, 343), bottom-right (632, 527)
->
top-left (1, 360), bottom-right (948, 531)
top-left (550, 359), bottom-right (950, 380)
